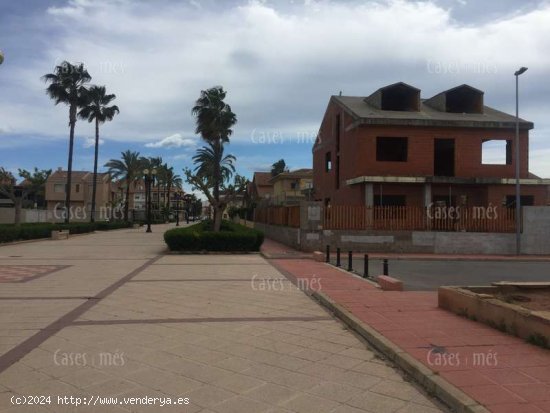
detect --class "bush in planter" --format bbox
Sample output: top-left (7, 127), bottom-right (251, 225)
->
top-left (164, 220), bottom-right (264, 252)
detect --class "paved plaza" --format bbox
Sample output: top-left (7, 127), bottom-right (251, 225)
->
top-left (0, 225), bottom-right (444, 413)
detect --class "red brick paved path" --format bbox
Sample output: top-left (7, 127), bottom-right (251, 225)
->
top-left (0, 265), bottom-right (68, 283)
top-left (261, 239), bottom-right (550, 413)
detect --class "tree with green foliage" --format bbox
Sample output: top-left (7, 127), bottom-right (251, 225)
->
top-left (140, 156), bottom-right (163, 213)
top-left (42, 61), bottom-right (91, 223)
top-left (163, 165), bottom-right (182, 214)
top-left (78, 85), bottom-right (119, 222)
top-left (18, 168), bottom-right (52, 208)
top-left (271, 159), bottom-right (288, 177)
top-left (191, 86), bottom-right (237, 231)
top-left (105, 150), bottom-right (142, 221)
top-left (184, 142), bottom-right (247, 227)
top-left (0, 168), bottom-right (25, 225)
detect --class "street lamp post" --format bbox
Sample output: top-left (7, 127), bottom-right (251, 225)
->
top-left (143, 168), bottom-right (157, 233)
top-left (514, 67), bottom-right (528, 255)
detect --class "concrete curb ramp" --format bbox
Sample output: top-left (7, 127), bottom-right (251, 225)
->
top-left (311, 290), bottom-right (491, 413)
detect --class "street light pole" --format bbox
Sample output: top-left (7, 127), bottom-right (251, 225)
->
top-left (146, 174), bottom-right (152, 233)
top-left (143, 168), bottom-right (157, 233)
top-left (514, 66), bottom-right (528, 255)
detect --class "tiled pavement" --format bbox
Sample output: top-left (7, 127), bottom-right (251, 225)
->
top-left (0, 225), bottom-right (445, 412)
top-left (261, 239), bottom-right (550, 413)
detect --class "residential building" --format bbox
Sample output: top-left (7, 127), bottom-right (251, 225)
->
top-left (313, 82), bottom-right (550, 208)
top-left (220, 190), bottom-right (246, 219)
top-left (45, 169), bottom-right (115, 217)
top-left (249, 172), bottom-right (274, 203)
top-left (270, 168), bottom-right (313, 205)
top-left (113, 179), bottom-right (184, 211)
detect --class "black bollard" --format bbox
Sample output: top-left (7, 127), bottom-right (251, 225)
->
top-left (326, 245), bottom-right (330, 263)
top-left (364, 254), bottom-right (369, 278)
top-left (336, 248), bottom-right (341, 267)
top-left (347, 251), bottom-right (353, 272)
top-left (383, 259), bottom-right (389, 275)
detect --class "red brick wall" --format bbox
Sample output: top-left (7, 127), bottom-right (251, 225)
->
top-left (372, 184), bottom-right (424, 206)
top-left (487, 185), bottom-right (549, 206)
top-left (313, 99), bottom-right (540, 206)
top-left (344, 125), bottom-right (529, 179)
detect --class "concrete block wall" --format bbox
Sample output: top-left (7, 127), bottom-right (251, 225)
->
top-left (250, 205), bottom-right (550, 255)
top-left (521, 207), bottom-right (550, 254)
top-left (252, 222), bottom-right (302, 250)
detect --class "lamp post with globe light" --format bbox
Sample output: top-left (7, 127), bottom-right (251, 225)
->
top-left (143, 168), bottom-right (157, 233)
top-left (514, 67), bottom-right (528, 255)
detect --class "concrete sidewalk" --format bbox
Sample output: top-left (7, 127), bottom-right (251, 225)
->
top-left (261, 239), bottom-right (550, 413)
top-left (0, 224), bottom-right (444, 412)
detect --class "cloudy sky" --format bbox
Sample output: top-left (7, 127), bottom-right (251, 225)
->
top-left (1, 0), bottom-right (549, 194)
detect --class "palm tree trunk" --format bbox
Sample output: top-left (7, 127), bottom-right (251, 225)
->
top-left (125, 178), bottom-right (130, 221)
top-left (90, 119), bottom-right (99, 223)
top-left (65, 105), bottom-right (77, 223)
top-left (213, 140), bottom-right (222, 232)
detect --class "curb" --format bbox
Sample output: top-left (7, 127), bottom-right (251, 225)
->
top-left (325, 253), bottom-right (550, 263)
top-left (311, 290), bottom-right (491, 413)
top-left (260, 252), bottom-right (313, 260)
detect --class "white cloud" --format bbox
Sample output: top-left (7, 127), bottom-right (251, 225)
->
top-left (145, 133), bottom-right (196, 148)
top-left (1, 0), bottom-right (550, 178)
top-left (82, 136), bottom-right (105, 148)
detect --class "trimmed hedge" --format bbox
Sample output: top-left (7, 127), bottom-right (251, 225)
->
top-left (94, 221), bottom-right (133, 231)
top-left (164, 220), bottom-right (264, 252)
top-left (0, 221), bottom-right (133, 244)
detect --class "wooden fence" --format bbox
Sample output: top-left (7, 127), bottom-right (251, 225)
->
top-left (323, 205), bottom-right (517, 233)
top-left (254, 206), bottom-right (300, 228)
top-left (254, 205), bottom-right (517, 233)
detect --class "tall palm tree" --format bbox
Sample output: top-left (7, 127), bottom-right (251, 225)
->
top-left (156, 163), bottom-right (168, 210)
top-left (192, 141), bottom-right (236, 183)
top-left (163, 165), bottom-right (182, 214)
top-left (140, 156), bottom-right (163, 212)
top-left (78, 85), bottom-right (119, 222)
top-left (42, 61), bottom-right (91, 223)
top-left (192, 86), bottom-right (237, 231)
top-left (105, 150), bottom-right (141, 221)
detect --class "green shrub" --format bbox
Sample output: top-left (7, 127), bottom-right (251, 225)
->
top-left (0, 221), bottom-right (133, 244)
top-left (94, 221), bottom-right (133, 231)
top-left (527, 333), bottom-right (549, 349)
top-left (164, 220), bottom-right (264, 252)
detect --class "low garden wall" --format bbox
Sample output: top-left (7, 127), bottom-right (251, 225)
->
top-left (243, 223), bottom-right (515, 254)
top-left (242, 202), bottom-right (550, 255)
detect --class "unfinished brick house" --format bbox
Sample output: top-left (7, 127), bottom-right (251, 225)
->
top-left (313, 82), bottom-right (550, 210)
